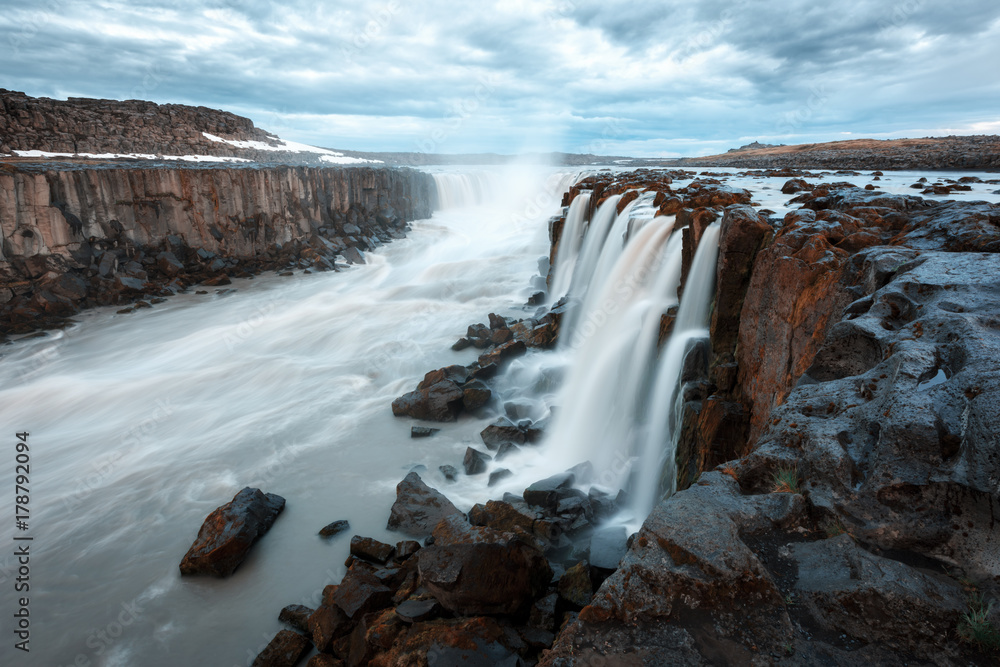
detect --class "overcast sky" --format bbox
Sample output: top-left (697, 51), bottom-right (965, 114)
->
top-left (2, 0), bottom-right (999, 156)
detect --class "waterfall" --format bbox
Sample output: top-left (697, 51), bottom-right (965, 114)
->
top-left (537, 197), bottom-right (721, 522)
top-left (632, 222), bottom-right (721, 519)
top-left (545, 219), bottom-right (679, 478)
top-left (548, 192), bottom-right (591, 299)
top-left (432, 171), bottom-right (504, 208)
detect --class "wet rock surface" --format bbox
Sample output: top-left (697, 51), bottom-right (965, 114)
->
top-left (385, 472), bottom-right (462, 538)
top-left (179, 487), bottom-right (284, 577)
top-left (539, 172), bottom-right (1000, 665)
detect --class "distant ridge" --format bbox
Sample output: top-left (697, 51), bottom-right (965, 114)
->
top-left (679, 135), bottom-right (1000, 170)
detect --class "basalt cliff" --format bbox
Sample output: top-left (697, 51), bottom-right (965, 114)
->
top-left (0, 91), bottom-right (436, 337)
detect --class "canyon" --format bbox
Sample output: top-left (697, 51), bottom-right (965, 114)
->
top-left (2, 91), bottom-right (999, 666)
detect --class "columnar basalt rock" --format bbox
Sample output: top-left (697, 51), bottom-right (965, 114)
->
top-left (0, 163), bottom-right (435, 335)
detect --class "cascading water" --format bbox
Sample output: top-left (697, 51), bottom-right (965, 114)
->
top-left (431, 171), bottom-right (505, 208)
top-left (632, 223), bottom-right (721, 520)
top-left (548, 192), bottom-right (591, 299)
top-left (529, 188), bottom-right (722, 525)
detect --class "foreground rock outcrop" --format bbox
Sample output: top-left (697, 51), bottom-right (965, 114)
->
top-left (539, 172), bottom-right (1000, 665)
top-left (179, 487), bottom-right (285, 577)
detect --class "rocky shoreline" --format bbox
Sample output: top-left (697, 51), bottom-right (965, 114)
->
top-left (226, 167), bottom-right (1000, 666)
top-left (0, 162), bottom-right (435, 339)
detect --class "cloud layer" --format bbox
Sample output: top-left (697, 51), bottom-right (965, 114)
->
top-left (2, 0), bottom-right (998, 156)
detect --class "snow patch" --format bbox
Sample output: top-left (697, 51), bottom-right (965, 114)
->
top-left (203, 132), bottom-right (382, 163)
top-left (11, 150), bottom-right (252, 163)
top-left (320, 154), bottom-right (384, 165)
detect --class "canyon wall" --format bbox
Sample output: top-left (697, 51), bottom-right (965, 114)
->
top-left (0, 163), bottom-right (436, 334)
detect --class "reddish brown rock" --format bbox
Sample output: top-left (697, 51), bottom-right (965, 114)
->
top-left (710, 204), bottom-right (774, 360)
top-left (179, 487), bottom-right (284, 577)
top-left (417, 515), bottom-right (552, 616)
top-left (251, 629), bottom-right (311, 667)
top-left (390, 379), bottom-right (464, 422)
top-left (386, 472), bottom-right (462, 538)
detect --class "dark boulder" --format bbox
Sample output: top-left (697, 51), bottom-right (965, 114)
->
top-left (350, 536), bottom-right (395, 564)
top-left (463, 447), bottom-right (491, 475)
top-left (781, 178), bottom-right (812, 194)
top-left (523, 473), bottom-right (575, 510)
top-left (391, 379), bottom-right (464, 422)
top-left (461, 380), bottom-right (492, 410)
top-left (386, 472), bottom-right (462, 538)
top-left (278, 604), bottom-right (314, 634)
top-left (333, 564), bottom-right (394, 619)
top-left (319, 519), bottom-right (350, 538)
top-left (557, 561), bottom-right (593, 607)
top-left (251, 629), bottom-right (311, 667)
top-left (179, 487), bottom-right (285, 577)
top-left (417, 515), bottom-right (553, 616)
top-left (395, 598), bottom-right (441, 623)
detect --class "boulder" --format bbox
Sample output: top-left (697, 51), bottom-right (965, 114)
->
top-left (523, 473), bottom-right (575, 510)
top-left (278, 604), bottom-right (314, 634)
top-left (350, 536), bottom-right (395, 564)
top-left (588, 526), bottom-right (627, 571)
top-left (395, 599), bottom-right (440, 623)
top-left (342, 247), bottom-right (365, 264)
top-left (319, 519), bottom-right (350, 538)
top-left (333, 565), bottom-right (394, 619)
top-left (557, 561), bottom-right (593, 607)
top-left (481, 417), bottom-right (528, 447)
top-left (391, 380), bottom-right (464, 422)
top-left (386, 472), bottom-right (462, 538)
top-left (781, 178), bottom-right (812, 194)
top-left (461, 380), bottom-right (492, 410)
top-left (179, 487), bottom-right (285, 577)
top-left (463, 447), bottom-right (491, 475)
top-left (488, 468), bottom-right (512, 486)
top-left (417, 515), bottom-right (552, 616)
top-left (251, 629), bottom-right (311, 667)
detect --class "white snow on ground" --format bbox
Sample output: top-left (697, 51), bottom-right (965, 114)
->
top-left (9, 135), bottom-right (383, 164)
top-left (11, 149), bottom-right (252, 163)
top-left (203, 132), bottom-right (382, 163)
top-left (319, 154), bottom-right (383, 165)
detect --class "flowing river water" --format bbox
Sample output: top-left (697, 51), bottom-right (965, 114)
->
top-left (1, 165), bottom-right (997, 666)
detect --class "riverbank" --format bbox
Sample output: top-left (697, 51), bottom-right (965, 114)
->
top-left (0, 162), bottom-right (435, 338)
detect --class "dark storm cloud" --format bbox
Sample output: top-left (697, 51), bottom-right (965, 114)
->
top-left (1, 0), bottom-right (998, 155)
